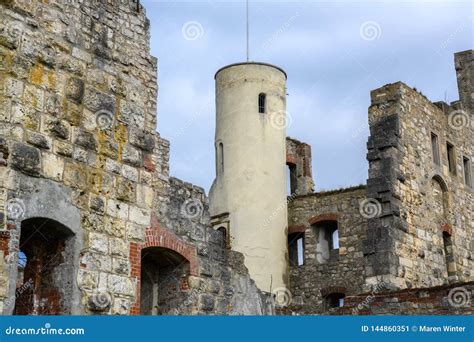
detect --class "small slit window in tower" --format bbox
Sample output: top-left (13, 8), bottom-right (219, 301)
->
top-left (219, 143), bottom-right (224, 174)
top-left (431, 133), bottom-right (440, 165)
top-left (446, 142), bottom-right (456, 174)
top-left (258, 93), bottom-right (266, 113)
top-left (463, 156), bottom-right (472, 187)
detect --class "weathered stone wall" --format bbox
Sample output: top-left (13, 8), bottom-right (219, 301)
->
top-left (0, 0), bottom-right (269, 316)
top-left (455, 50), bottom-right (473, 113)
top-left (287, 186), bottom-right (368, 313)
top-left (0, 0), bottom-right (161, 314)
top-left (365, 79), bottom-right (473, 290)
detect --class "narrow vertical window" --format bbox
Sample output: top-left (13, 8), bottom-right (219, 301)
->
top-left (297, 237), bottom-right (304, 266)
top-left (258, 93), bottom-right (266, 113)
top-left (431, 133), bottom-right (440, 165)
top-left (288, 232), bottom-right (304, 267)
top-left (286, 163), bottom-right (297, 195)
top-left (463, 157), bottom-right (472, 187)
top-left (446, 142), bottom-right (456, 174)
top-left (219, 142), bottom-right (224, 174)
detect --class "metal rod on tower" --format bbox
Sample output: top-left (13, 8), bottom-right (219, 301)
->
top-left (246, 0), bottom-right (249, 62)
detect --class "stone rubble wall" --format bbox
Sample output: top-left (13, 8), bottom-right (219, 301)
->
top-left (0, 0), bottom-right (160, 315)
top-left (336, 281), bottom-right (474, 315)
top-left (279, 281), bottom-right (473, 315)
top-left (455, 50), bottom-right (473, 113)
top-left (287, 186), bottom-right (368, 313)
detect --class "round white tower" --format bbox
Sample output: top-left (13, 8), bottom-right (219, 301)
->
top-left (209, 62), bottom-right (288, 292)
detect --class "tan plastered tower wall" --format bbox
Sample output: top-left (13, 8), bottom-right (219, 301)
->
top-left (209, 63), bottom-right (289, 292)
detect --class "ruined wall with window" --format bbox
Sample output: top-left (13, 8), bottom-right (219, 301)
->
top-left (0, 0), bottom-right (271, 316)
top-left (286, 137), bottom-right (314, 196)
top-left (147, 177), bottom-right (272, 315)
top-left (287, 186), bottom-right (368, 313)
top-left (364, 51), bottom-right (473, 291)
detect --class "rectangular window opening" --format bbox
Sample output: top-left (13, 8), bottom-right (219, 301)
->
top-left (431, 133), bottom-right (440, 166)
top-left (463, 157), bottom-right (472, 187)
top-left (297, 237), bottom-right (304, 266)
top-left (447, 142), bottom-right (456, 174)
top-left (287, 163), bottom-right (297, 196)
top-left (258, 93), bottom-right (266, 113)
top-left (288, 233), bottom-right (304, 267)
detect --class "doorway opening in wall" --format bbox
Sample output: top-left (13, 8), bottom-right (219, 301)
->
top-left (14, 218), bottom-right (75, 315)
top-left (140, 247), bottom-right (190, 315)
top-left (288, 232), bottom-right (304, 266)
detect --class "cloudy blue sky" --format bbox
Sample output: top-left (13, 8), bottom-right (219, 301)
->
top-left (141, 0), bottom-right (471, 193)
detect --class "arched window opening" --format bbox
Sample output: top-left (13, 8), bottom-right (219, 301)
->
top-left (288, 232), bottom-right (304, 266)
top-left (324, 292), bottom-right (345, 310)
top-left (140, 247), bottom-right (190, 315)
top-left (431, 176), bottom-right (448, 222)
top-left (258, 93), bottom-right (266, 113)
top-left (442, 231), bottom-right (456, 279)
top-left (14, 218), bottom-right (75, 315)
top-left (312, 220), bottom-right (339, 263)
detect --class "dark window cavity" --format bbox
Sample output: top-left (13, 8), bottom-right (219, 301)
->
top-left (463, 157), bottom-right (472, 187)
top-left (431, 133), bottom-right (440, 166)
top-left (446, 142), bottom-right (456, 174)
top-left (324, 293), bottom-right (345, 309)
top-left (258, 93), bottom-right (266, 113)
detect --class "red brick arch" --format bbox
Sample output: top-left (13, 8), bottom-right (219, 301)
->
top-left (441, 223), bottom-right (453, 236)
top-left (288, 224), bottom-right (306, 234)
top-left (308, 213), bottom-right (339, 225)
top-left (286, 155), bottom-right (297, 166)
top-left (129, 215), bottom-right (198, 315)
top-left (320, 286), bottom-right (346, 297)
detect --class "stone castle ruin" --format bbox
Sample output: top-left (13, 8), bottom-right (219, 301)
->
top-left (0, 1), bottom-right (472, 315)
